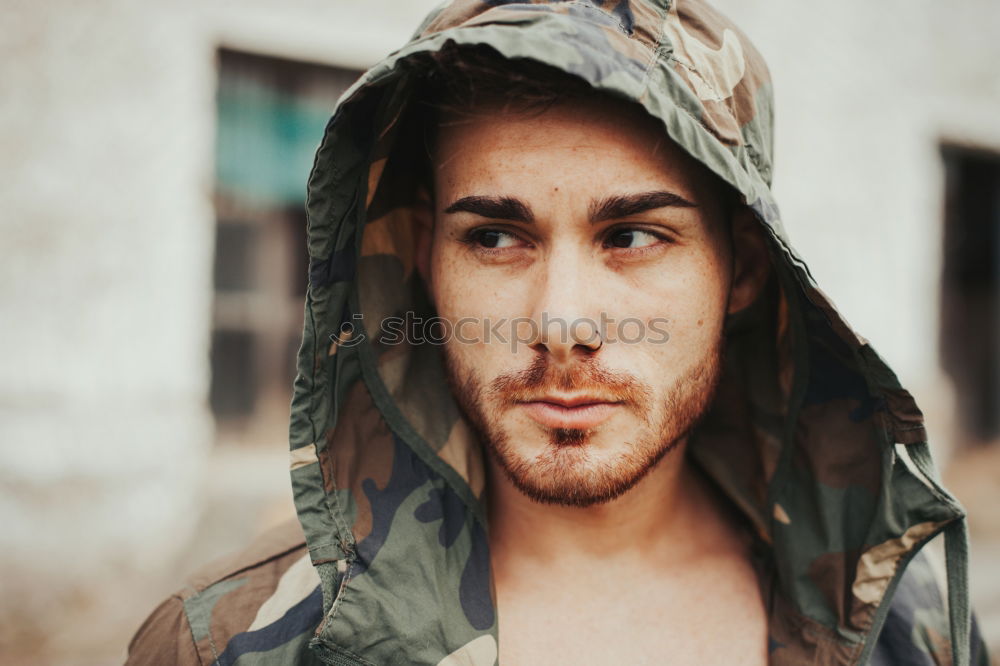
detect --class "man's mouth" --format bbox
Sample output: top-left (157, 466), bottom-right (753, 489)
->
top-left (515, 394), bottom-right (623, 430)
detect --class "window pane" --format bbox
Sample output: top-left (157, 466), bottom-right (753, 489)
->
top-left (214, 222), bottom-right (258, 292)
top-left (210, 330), bottom-right (257, 417)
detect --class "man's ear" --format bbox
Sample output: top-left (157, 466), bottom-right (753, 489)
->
top-left (727, 205), bottom-right (771, 314)
top-left (413, 190), bottom-right (435, 302)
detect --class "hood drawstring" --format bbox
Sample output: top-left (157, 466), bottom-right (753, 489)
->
top-left (945, 518), bottom-right (972, 666)
top-left (910, 441), bottom-right (971, 666)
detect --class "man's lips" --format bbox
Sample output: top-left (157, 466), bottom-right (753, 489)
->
top-left (515, 395), bottom-right (623, 430)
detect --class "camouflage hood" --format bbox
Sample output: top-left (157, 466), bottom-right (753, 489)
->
top-left (289, 1), bottom-right (974, 664)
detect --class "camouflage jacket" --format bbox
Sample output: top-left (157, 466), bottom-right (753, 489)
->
top-left (129, 1), bottom-right (990, 664)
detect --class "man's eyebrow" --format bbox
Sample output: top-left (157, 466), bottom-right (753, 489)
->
top-left (589, 190), bottom-right (697, 223)
top-left (442, 191), bottom-right (695, 224)
top-left (443, 196), bottom-right (534, 222)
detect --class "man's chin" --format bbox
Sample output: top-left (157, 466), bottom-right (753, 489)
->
top-left (488, 434), bottom-right (666, 508)
top-left (442, 344), bottom-right (725, 507)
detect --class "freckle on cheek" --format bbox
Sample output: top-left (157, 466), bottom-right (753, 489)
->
top-left (697, 319), bottom-right (704, 327)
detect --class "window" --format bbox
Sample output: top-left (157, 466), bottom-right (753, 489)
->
top-left (940, 143), bottom-right (1000, 445)
top-left (211, 49), bottom-right (360, 447)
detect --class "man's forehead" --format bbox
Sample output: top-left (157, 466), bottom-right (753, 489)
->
top-left (432, 96), bottom-right (729, 209)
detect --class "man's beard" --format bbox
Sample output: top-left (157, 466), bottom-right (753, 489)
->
top-left (442, 342), bottom-right (723, 508)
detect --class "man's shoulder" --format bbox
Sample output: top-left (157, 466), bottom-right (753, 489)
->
top-left (126, 519), bottom-right (325, 666)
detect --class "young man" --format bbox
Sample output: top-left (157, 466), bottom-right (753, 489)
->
top-left (128, 1), bottom-right (988, 664)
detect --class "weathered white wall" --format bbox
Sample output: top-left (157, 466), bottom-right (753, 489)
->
top-left (1, 0), bottom-right (998, 661)
top-left (0, 0), bottom-right (441, 661)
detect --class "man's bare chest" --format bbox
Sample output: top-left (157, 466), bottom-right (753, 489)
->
top-left (494, 554), bottom-right (768, 665)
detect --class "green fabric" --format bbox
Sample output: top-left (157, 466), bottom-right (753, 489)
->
top-left (183, 577), bottom-right (248, 643)
top-left (286, 1), bottom-right (983, 664)
top-left (909, 440), bottom-right (973, 666)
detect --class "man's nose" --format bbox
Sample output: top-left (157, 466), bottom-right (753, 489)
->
top-left (526, 244), bottom-right (603, 362)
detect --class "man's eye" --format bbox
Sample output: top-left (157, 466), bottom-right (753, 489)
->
top-left (605, 229), bottom-right (662, 249)
top-left (472, 229), bottom-right (520, 249)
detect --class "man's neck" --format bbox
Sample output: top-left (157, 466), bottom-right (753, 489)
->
top-left (484, 442), bottom-right (768, 666)
top-left (486, 441), bottom-right (734, 568)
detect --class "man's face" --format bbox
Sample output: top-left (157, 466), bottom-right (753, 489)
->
top-left (418, 97), bottom-right (739, 507)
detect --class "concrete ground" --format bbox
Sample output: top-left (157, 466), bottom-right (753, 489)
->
top-left (0, 446), bottom-right (297, 666)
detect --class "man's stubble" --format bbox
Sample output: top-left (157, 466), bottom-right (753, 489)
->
top-left (441, 339), bottom-right (724, 508)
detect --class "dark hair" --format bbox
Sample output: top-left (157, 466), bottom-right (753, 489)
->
top-left (414, 43), bottom-right (598, 120)
top-left (403, 44), bottom-right (610, 198)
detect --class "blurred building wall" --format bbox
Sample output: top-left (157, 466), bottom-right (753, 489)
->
top-left (0, 1), bottom-right (441, 662)
top-left (1, 0), bottom-right (998, 662)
